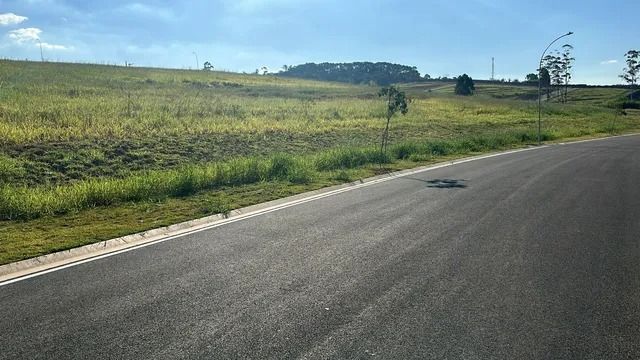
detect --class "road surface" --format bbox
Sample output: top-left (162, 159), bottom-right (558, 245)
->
top-left (1, 135), bottom-right (639, 359)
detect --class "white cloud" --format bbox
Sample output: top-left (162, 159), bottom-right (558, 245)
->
top-left (0, 13), bottom-right (28, 26)
top-left (7, 27), bottom-right (71, 51)
top-left (600, 60), bottom-right (618, 65)
top-left (40, 42), bottom-right (71, 50)
top-left (8, 27), bottom-right (41, 43)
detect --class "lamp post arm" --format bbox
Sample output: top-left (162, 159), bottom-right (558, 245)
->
top-left (539, 33), bottom-right (572, 73)
top-left (537, 32), bottom-right (573, 145)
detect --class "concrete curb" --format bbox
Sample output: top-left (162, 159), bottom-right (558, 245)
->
top-left (1, 133), bottom-right (637, 285)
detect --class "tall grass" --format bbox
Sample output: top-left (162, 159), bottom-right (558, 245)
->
top-left (0, 130), bottom-right (559, 220)
top-left (1, 60), bottom-right (637, 221)
top-left (0, 153), bottom-right (317, 220)
top-left (0, 154), bottom-right (25, 183)
top-left (315, 147), bottom-right (390, 170)
top-left (0, 60), bottom-right (627, 144)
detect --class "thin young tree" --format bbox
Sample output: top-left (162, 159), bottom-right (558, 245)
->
top-left (539, 67), bottom-right (551, 99)
top-left (561, 44), bottom-right (574, 103)
top-left (620, 50), bottom-right (639, 99)
top-left (378, 86), bottom-right (409, 158)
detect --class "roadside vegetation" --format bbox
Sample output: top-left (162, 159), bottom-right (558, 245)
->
top-left (1, 59), bottom-right (639, 264)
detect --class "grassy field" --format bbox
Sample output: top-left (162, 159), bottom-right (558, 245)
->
top-left (1, 60), bottom-right (639, 264)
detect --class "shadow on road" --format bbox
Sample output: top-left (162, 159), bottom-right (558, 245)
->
top-left (405, 177), bottom-right (468, 188)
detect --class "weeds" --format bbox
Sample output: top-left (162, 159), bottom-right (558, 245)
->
top-left (0, 154), bottom-right (25, 183)
top-left (0, 131), bottom-right (560, 220)
top-left (332, 170), bottom-right (352, 182)
top-left (203, 194), bottom-right (232, 217)
top-left (315, 147), bottom-right (390, 171)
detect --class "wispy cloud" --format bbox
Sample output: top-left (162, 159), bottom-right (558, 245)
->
top-left (600, 59), bottom-right (618, 65)
top-left (8, 27), bottom-right (41, 42)
top-left (0, 12), bottom-right (28, 26)
top-left (40, 42), bottom-right (70, 50)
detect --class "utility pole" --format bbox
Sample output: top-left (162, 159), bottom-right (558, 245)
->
top-left (38, 40), bottom-right (44, 62)
top-left (491, 57), bottom-right (495, 81)
top-left (192, 51), bottom-right (199, 70)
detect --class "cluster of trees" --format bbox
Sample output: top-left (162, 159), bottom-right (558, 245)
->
top-left (525, 73), bottom-right (539, 82)
top-left (531, 48), bottom-right (638, 102)
top-left (539, 44), bottom-right (574, 103)
top-left (278, 62), bottom-right (422, 85)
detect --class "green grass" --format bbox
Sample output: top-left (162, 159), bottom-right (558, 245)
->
top-left (1, 59), bottom-right (639, 264)
top-left (0, 132), bottom-right (544, 221)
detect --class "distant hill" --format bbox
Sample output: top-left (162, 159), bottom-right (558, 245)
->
top-left (278, 62), bottom-right (422, 86)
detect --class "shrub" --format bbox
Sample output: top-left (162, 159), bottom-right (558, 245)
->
top-left (426, 141), bottom-right (452, 156)
top-left (455, 74), bottom-right (475, 96)
top-left (333, 170), bottom-right (352, 182)
top-left (391, 142), bottom-right (421, 160)
top-left (408, 153), bottom-right (431, 162)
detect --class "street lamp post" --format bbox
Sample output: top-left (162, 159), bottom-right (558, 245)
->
top-left (37, 39), bottom-right (44, 62)
top-left (538, 31), bottom-right (573, 145)
top-left (192, 51), bottom-right (199, 70)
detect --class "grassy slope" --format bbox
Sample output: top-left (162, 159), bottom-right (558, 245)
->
top-left (1, 60), bottom-right (638, 264)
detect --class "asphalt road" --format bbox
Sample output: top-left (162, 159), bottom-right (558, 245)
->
top-left (1, 135), bottom-right (640, 359)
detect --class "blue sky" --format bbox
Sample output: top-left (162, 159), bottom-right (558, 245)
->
top-left (0, 0), bottom-right (637, 84)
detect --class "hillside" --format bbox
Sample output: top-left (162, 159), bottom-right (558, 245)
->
top-left (0, 60), bottom-right (638, 264)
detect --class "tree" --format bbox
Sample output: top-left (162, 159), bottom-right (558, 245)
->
top-left (539, 67), bottom-right (551, 98)
top-left (525, 73), bottom-right (539, 82)
top-left (542, 54), bottom-right (564, 100)
top-left (560, 44), bottom-right (574, 103)
top-left (260, 66), bottom-right (269, 75)
top-left (541, 44), bottom-right (574, 103)
top-left (203, 61), bottom-right (213, 71)
top-left (620, 50), bottom-right (639, 99)
top-left (378, 86), bottom-right (409, 159)
top-left (423, 73), bottom-right (432, 80)
top-left (454, 74), bottom-right (475, 95)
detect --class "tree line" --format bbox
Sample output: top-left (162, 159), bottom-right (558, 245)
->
top-left (525, 48), bottom-right (639, 102)
top-left (528, 44), bottom-right (575, 103)
top-left (277, 62), bottom-right (422, 85)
